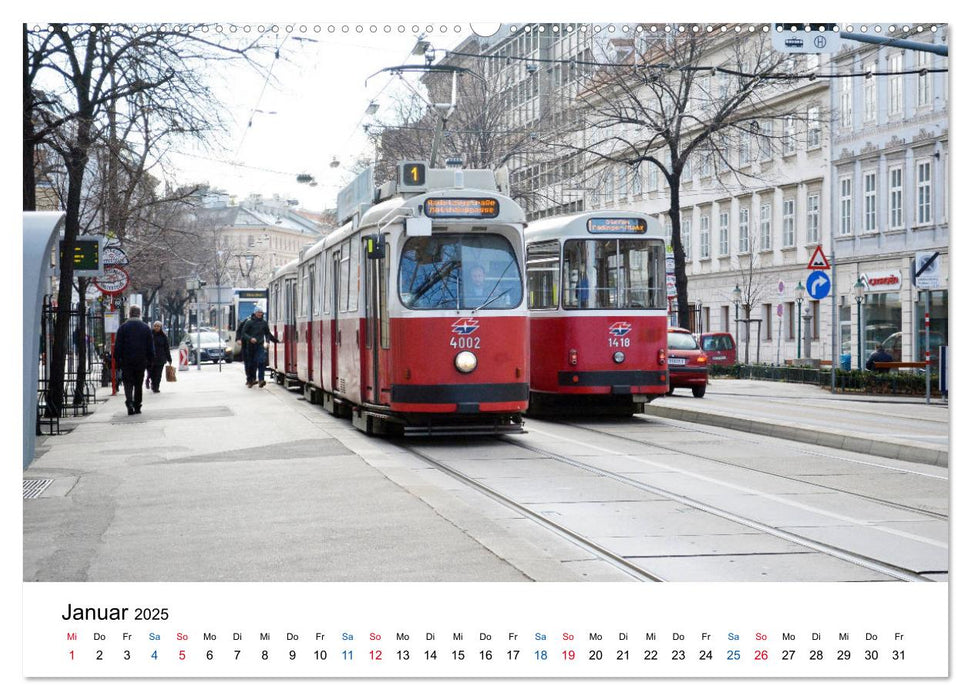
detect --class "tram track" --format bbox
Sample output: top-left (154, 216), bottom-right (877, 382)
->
top-left (395, 428), bottom-right (941, 583)
top-left (554, 418), bottom-right (948, 522)
top-left (397, 442), bottom-right (666, 582)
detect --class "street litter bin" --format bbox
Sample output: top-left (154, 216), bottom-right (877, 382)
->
top-left (839, 353), bottom-right (851, 371)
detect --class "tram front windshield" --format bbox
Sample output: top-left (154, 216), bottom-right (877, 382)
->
top-left (562, 238), bottom-right (666, 310)
top-left (399, 234), bottom-right (523, 310)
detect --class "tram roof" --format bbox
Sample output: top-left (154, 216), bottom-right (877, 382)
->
top-left (269, 257), bottom-right (298, 281)
top-left (525, 210), bottom-right (665, 241)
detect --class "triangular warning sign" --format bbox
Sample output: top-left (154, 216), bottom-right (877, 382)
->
top-left (807, 245), bottom-right (830, 270)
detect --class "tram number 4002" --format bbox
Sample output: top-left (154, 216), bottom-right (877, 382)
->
top-left (450, 337), bottom-right (481, 349)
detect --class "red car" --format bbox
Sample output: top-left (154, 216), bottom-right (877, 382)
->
top-left (698, 332), bottom-right (736, 367)
top-left (667, 327), bottom-right (708, 397)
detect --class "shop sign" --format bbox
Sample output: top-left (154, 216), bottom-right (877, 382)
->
top-left (861, 270), bottom-right (902, 292)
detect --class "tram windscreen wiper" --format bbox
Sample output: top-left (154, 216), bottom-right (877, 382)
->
top-left (410, 260), bottom-right (458, 308)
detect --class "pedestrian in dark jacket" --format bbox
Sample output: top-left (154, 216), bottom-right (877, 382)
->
top-left (865, 343), bottom-right (894, 372)
top-left (236, 313), bottom-right (255, 386)
top-left (113, 306), bottom-right (155, 414)
top-left (147, 321), bottom-right (173, 393)
top-left (241, 307), bottom-right (279, 387)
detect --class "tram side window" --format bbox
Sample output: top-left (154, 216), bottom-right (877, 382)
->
top-left (339, 241), bottom-right (351, 313)
top-left (526, 241), bottom-right (560, 310)
top-left (348, 236), bottom-right (359, 312)
top-left (300, 268), bottom-right (310, 318)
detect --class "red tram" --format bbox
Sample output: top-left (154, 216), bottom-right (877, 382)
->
top-left (524, 211), bottom-right (669, 415)
top-left (269, 162), bottom-right (529, 435)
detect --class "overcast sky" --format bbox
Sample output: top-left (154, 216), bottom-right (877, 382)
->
top-left (168, 24), bottom-right (478, 213)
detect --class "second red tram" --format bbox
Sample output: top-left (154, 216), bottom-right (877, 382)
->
top-left (270, 162), bottom-right (529, 435)
top-left (524, 211), bottom-right (669, 415)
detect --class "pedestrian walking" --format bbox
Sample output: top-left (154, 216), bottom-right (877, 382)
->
top-left (113, 306), bottom-right (155, 415)
top-left (865, 343), bottom-right (894, 373)
top-left (236, 312), bottom-right (255, 386)
top-left (241, 306), bottom-right (279, 388)
top-left (147, 321), bottom-right (173, 393)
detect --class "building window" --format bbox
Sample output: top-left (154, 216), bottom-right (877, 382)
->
top-left (648, 163), bottom-right (658, 191)
top-left (760, 122), bottom-right (773, 161)
top-left (864, 171), bottom-right (877, 232)
top-left (889, 166), bottom-right (903, 229)
top-left (839, 176), bottom-right (853, 235)
top-left (738, 207), bottom-right (750, 253)
top-left (917, 50), bottom-right (931, 107)
top-left (917, 160), bottom-right (933, 225)
top-left (786, 301), bottom-right (795, 339)
top-left (719, 211), bottom-right (729, 256)
top-left (888, 53), bottom-right (903, 115)
top-left (807, 193), bottom-right (820, 243)
top-left (631, 165), bottom-right (642, 196)
top-left (864, 62), bottom-right (877, 122)
top-left (681, 218), bottom-right (692, 260)
top-left (783, 116), bottom-right (796, 155)
top-left (839, 76), bottom-right (853, 128)
top-left (782, 198), bottom-right (795, 247)
top-left (807, 106), bottom-right (821, 149)
top-left (739, 135), bottom-right (750, 166)
top-left (811, 300), bottom-right (820, 339)
top-left (617, 164), bottom-right (628, 199)
top-left (763, 303), bottom-right (773, 340)
top-left (760, 203), bottom-right (772, 251)
top-left (699, 215), bottom-right (710, 259)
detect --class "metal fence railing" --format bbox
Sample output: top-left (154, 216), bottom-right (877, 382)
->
top-left (37, 297), bottom-right (106, 433)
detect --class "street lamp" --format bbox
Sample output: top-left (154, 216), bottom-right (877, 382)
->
top-left (237, 254), bottom-right (256, 287)
top-left (853, 276), bottom-right (866, 370)
top-left (795, 280), bottom-right (805, 360)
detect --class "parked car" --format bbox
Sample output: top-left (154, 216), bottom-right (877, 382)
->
top-left (180, 331), bottom-right (232, 364)
top-left (667, 327), bottom-right (708, 398)
top-left (698, 332), bottom-right (736, 366)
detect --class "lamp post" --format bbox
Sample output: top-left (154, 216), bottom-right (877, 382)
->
top-left (732, 284), bottom-right (741, 356)
top-left (854, 277), bottom-right (866, 370)
top-left (795, 281), bottom-right (805, 360)
top-left (237, 254), bottom-right (256, 287)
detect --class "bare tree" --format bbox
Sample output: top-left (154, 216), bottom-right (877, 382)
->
top-left (368, 42), bottom-right (546, 201)
top-left (543, 28), bottom-right (813, 328)
top-left (24, 23), bottom-right (273, 415)
top-left (732, 230), bottom-right (771, 363)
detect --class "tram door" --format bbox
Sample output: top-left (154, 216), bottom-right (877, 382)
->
top-left (330, 250), bottom-right (340, 396)
top-left (363, 247), bottom-right (389, 405)
top-left (306, 262), bottom-right (315, 382)
top-left (284, 278), bottom-right (297, 375)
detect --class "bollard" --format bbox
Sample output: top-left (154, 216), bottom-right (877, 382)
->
top-left (178, 344), bottom-right (190, 372)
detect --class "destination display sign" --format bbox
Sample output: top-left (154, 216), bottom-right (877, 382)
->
top-left (586, 217), bottom-right (648, 234)
top-left (424, 197), bottom-right (499, 219)
top-left (58, 236), bottom-right (103, 276)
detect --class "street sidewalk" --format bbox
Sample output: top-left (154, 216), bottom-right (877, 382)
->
top-left (645, 378), bottom-right (949, 467)
top-left (22, 361), bottom-right (588, 583)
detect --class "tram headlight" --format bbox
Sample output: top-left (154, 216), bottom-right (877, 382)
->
top-left (454, 351), bottom-right (477, 374)
top-left (613, 351), bottom-right (625, 364)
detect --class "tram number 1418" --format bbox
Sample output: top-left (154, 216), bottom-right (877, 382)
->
top-left (608, 337), bottom-right (631, 348)
top-left (450, 337), bottom-right (481, 349)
